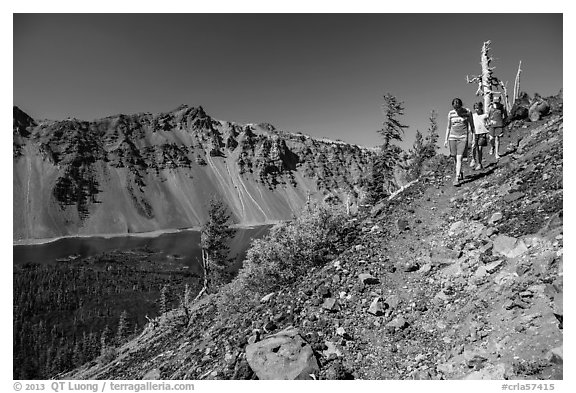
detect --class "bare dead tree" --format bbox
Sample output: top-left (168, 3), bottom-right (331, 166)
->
top-left (513, 60), bottom-right (522, 104)
top-left (193, 251), bottom-right (209, 302)
top-left (179, 284), bottom-right (192, 324)
top-left (500, 80), bottom-right (511, 113)
top-left (145, 315), bottom-right (158, 330)
top-left (466, 40), bottom-right (505, 110)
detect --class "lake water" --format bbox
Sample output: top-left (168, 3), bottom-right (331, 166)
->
top-left (13, 225), bottom-right (272, 271)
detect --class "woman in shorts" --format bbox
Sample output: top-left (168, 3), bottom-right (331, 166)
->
top-left (444, 98), bottom-right (475, 186)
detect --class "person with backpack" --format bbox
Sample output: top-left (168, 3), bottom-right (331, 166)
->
top-left (444, 97), bottom-right (475, 187)
top-left (487, 95), bottom-right (508, 160)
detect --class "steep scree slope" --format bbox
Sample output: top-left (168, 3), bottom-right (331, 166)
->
top-left (65, 110), bottom-right (562, 380)
top-left (13, 106), bottom-right (373, 241)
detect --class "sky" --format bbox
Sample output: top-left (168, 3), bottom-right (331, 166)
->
top-left (13, 13), bottom-right (562, 152)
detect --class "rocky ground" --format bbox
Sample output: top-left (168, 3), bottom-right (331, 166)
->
top-left (65, 110), bottom-right (563, 381)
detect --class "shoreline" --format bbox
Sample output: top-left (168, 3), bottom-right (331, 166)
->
top-left (13, 221), bottom-right (283, 247)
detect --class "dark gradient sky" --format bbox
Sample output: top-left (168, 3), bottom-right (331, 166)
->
top-left (14, 14), bottom-right (562, 150)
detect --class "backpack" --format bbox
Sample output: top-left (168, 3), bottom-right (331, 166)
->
top-left (489, 103), bottom-right (505, 127)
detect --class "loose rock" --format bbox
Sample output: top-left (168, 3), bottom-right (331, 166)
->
top-left (322, 298), bottom-right (340, 312)
top-left (489, 212), bottom-right (503, 224)
top-left (142, 369), bottom-right (161, 380)
top-left (368, 297), bottom-right (386, 316)
top-left (485, 260), bottom-right (503, 273)
top-left (260, 292), bottom-right (275, 303)
top-left (245, 327), bottom-right (319, 380)
top-left (358, 273), bottom-right (380, 285)
top-left (396, 219), bottom-right (409, 232)
top-left (384, 295), bottom-right (400, 309)
top-left (546, 346), bottom-right (563, 365)
top-left (493, 235), bottom-right (529, 258)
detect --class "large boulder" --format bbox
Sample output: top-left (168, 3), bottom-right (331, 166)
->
top-left (509, 105), bottom-right (529, 121)
top-left (529, 99), bottom-right (551, 121)
top-left (546, 89), bottom-right (563, 113)
top-left (509, 92), bottom-right (531, 121)
top-left (245, 327), bottom-right (319, 380)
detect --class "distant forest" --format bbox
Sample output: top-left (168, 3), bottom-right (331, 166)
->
top-left (13, 248), bottom-right (197, 379)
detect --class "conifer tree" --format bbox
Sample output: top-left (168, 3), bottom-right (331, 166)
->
top-left (116, 310), bottom-right (129, 343)
top-left (407, 130), bottom-right (426, 181)
top-left (72, 340), bottom-right (84, 368)
top-left (365, 156), bottom-right (384, 204)
top-left (159, 285), bottom-right (170, 315)
top-left (196, 198), bottom-right (235, 300)
top-left (45, 344), bottom-right (55, 378)
top-left (378, 93), bottom-right (409, 146)
top-left (81, 332), bottom-right (90, 360)
top-left (367, 93), bottom-right (408, 202)
top-left (424, 110), bottom-right (439, 159)
top-left (100, 325), bottom-right (112, 355)
top-left (88, 332), bottom-right (99, 359)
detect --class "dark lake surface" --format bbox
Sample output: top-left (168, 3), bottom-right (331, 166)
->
top-left (13, 225), bottom-right (272, 270)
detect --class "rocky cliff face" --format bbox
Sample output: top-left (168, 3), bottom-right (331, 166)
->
top-left (13, 105), bottom-right (374, 241)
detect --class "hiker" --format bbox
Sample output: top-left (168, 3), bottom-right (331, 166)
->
top-left (488, 95), bottom-right (508, 159)
top-left (444, 97), bottom-right (474, 186)
top-left (470, 101), bottom-right (490, 170)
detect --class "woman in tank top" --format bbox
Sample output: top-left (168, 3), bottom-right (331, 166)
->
top-left (444, 97), bottom-right (474, 186)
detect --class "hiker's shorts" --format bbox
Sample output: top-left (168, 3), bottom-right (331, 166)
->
top-left (490, 126), bottom-right (504, 138)
top-left (475, 133), bottom-right (488, 147)
top-left (449, 138), bottom-right (467, 156)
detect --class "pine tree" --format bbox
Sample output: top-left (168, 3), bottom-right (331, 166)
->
top-left (45, 344), bottom-right (55, 378)
top-left (159, 285), bottom-right (170, 315)
top-left (365, 153), bottom-right (387, 204)
top-left (116, 310), bottom-right (129, 343)
top-left (378, 93), bottom-right (409, 147)
top-left (81, 332), bottom-right (91, 360)
top-left (196, 199), bottom-right (236, 299)
top-left (72, 339), bottom-right (84, 368)
top-left (100, 325), bottom-right (112, 355)
top-left (367, 93), bottom-right (408, 202)
top-left (88, 332), bottom-right (99, 359)
top-left (407, 130), bottom-right (425, 181)
top-left (424, 110), bottom-right (439, 159)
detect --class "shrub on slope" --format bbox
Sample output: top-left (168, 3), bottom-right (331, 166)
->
top-left (218, 202), bottom-right (358, 313)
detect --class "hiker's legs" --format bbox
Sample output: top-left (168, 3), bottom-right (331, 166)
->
top-left (455, 154), bottom-right (463, 179)
top-left (449, 139), bottom-right (464, 185)
top-left (495, 136), bottom-right (501, 158)
top-left (489, 129), bottom-right (495, 155)
top-left (477, 146), bottom-right (483, 166)
top-left (470, 144), bottom-right (477, 167)
top-left (473, 144), bottom-right (479, 162)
